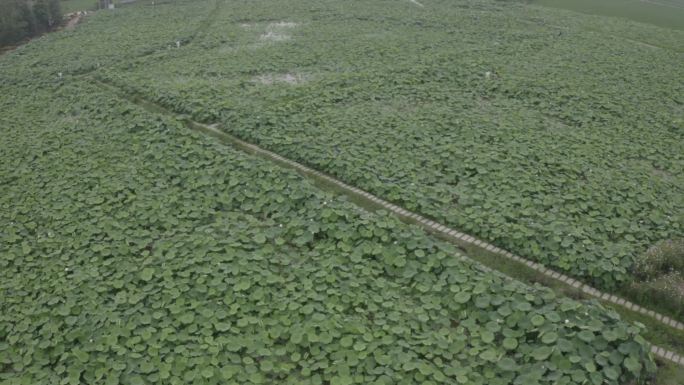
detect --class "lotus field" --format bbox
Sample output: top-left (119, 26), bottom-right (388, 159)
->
top-left (0, 0), bottom-right (682, 384)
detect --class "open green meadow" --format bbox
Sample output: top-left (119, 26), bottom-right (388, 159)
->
top-left (528, 0), bottom-right (684, 31)
top-left (1, 0), bottom-right (682, 384)
top-left (60, 0), bottom-right (98, 14)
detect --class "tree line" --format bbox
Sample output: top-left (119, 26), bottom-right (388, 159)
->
top-left (0, 0), bottom-right (62, 47)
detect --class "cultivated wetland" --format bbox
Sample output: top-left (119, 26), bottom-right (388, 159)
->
top-left (0, 0), bottom-right (682, 384)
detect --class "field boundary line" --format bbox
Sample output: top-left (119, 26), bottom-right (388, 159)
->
top-left (93, 79), bottom-right (684, 367)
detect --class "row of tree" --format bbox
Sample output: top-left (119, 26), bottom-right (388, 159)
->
top-left (0, 0), bottom-right (62, 47)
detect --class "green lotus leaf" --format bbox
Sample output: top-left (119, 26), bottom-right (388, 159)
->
top-left (531, 346), bottom-right (552, 361)
top-left (578, 331), bottom-right (595, 343)
top-left (541, 332), bottom-right (558, 344)
top-left (502, 338), bottom-right (518, 350)
top-left (140, 268), bottom-right (155, 281)
top-left (497, 357), bottom-right (518, 372)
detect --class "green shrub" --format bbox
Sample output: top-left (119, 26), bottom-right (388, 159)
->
top-left (634, 239), bottom-right (684, 281)
top-left (0, 0), bottom-right (61, 47)
top-left (628, 239), bottom-right (684, 318)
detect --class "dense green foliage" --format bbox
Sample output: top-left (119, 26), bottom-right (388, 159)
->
top-left (1, 0), bottom-right (208, 77)
top-left (627, 239), bottom-right (684, 317)
top-left (0, 0), bottom-right (666, 383)
top-left (0, 80), bottom-right (655, 385)
top-left (96, 0), bottom-right (684, 290)
top-left (0, 0), bottom-right (62, 47)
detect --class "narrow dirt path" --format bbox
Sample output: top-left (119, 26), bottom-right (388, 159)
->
top-left (65, 13), bottom-right (84, 30)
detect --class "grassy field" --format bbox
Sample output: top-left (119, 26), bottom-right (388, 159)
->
top-left (529, 0), bottom-right (684, 31)
top-left (61, 0), bottom-right (98, 13)
top-left (0, 0), bottom-right (682, 384)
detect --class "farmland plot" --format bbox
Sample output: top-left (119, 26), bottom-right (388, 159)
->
top-left (0, 10), bottom-right (663, 385)
top-left (0, 0), bottom-right (679, 384)
top-left (98, 0), bottom-right (684, 292)
top-left (0, 80), bottom-right (656, 384)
